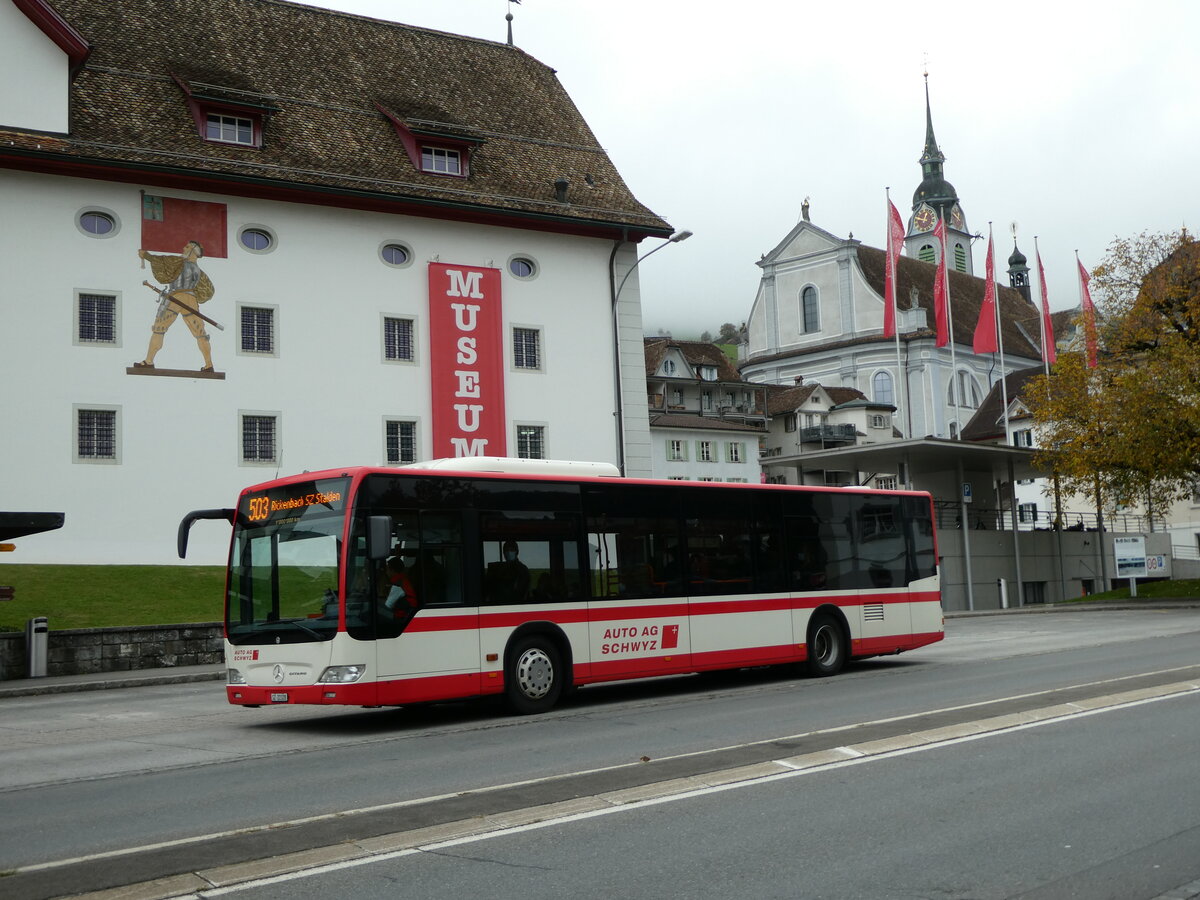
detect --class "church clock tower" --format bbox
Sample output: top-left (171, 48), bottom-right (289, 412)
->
top-left (904, 76), bottom-right (974, 275)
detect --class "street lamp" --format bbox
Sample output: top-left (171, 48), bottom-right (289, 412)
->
top-left (609, 229), bottom-right (694, 474)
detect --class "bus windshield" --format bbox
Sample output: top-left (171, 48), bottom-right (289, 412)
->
top-left (227, 477), bottom-right (350, 645)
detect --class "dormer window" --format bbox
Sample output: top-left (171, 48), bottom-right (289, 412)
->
top-left (422, 147), bottom-right (461, 175)
top-left (206, 113), bottom-right (254, 146)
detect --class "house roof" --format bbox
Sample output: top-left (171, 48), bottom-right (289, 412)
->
top-left (648, 414), bottom-right (767, 434)
top-left (960, 365), bottom-right (1044, 442)
top-left (762, 382), bottom-right (867, 416)
top-left (4, 0), bottom-right (671, 239)
top-left (644, 338), bottom-right (743, 382)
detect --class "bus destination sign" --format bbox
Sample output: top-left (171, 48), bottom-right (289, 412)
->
top-left (240, 478), bottom-right (349, 525)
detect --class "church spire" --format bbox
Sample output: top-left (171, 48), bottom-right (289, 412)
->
top-left (920, 73), bottom-right (944, 166)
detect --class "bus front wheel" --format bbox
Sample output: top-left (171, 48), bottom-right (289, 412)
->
top-left (506, 636), bottom-right (563, 714)
top-left (805, 614), bottom-right (847, 677)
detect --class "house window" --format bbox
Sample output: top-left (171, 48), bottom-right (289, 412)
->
top-left (670, 390), bottom-right (683, 406)
top-left (75, 407), bottom-right (118, 463)
top-left (508, 256), bottom-right (537, 279)
top-left (700, 366), bottom-right (718, 381)
top-left (667, 439), bottom-right (686, 461)
top-left (873, 371), bottom-right (894, 406)
top-left (385, 420), bottom-right (417, 465)
top-left (870, 414), bottom-right (890, 429)
top-left (1013, 429), bottom-right (1034, 448)
top-left (516, 425), bottom-right (545, 459)
top-left (1018, 503), bottom-right (1038, 523)
top-left (698, 441), bottom-right (715, 462)
top-left (727, 442), bottom-right (744, 463)
top-left (421, 146), bottom-right (461, 175)
top-left (697, 476), bottom-right (718, 482)
top-left (668, 476), bottom-right (689, 481)
top-left (784, 414), bottom-right (797, 433)
top-left (801, 286), bottom-right (819, 333)
top-left (701, 391), bottom-right (713, 411)
top-left (239, 305), bottom-right (275, 355)
top-left (76, 292), bottom-right (118, 344)
top-left (662, 359), bottom-right (676, 376)
top-left (241, 414), bottom-right (278, 464)
top-left (876, 475), bottom-right (898, 490)
top-left (513, 327), bottom-right (541, 370)
top-left (726, 478), bottom-right (749, 483)
top-left (206, 113), bottom-right (255, 146)
top-left (383, 317), bottom-right (414, 362)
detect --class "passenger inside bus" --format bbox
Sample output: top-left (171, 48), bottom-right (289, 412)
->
top-left (485, 540), bottom-right (530, 604)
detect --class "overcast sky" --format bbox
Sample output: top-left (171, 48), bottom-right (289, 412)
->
top-left (318, 0), bottom-right (1197, 336)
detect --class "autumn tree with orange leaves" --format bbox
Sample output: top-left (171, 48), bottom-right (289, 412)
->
top-left (1022, 228), bottom-right (1200, 520)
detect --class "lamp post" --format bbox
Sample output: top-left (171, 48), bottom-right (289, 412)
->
top-left (610, 230), bottom-right (693, 475)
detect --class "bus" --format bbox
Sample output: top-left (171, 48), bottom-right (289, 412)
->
top-left (178, 459), bottom-right (942, 714)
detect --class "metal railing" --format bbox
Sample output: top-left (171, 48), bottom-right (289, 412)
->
top-left (933, 501), bottom-right (1165, 533)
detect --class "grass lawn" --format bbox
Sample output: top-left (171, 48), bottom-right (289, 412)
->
top-left (1064, 578), bottom-right (1200, 604)
top-left (0, 564), bottom-right (226, 633)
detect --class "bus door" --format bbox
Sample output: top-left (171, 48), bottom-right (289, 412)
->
top-left (852, 496), bottom-right (913, 646)
top-left (584, 485), bottom-right (689, 679)
top-left (371, 510), bottom-right (478, 696)
top-left (785, 496), bottom-right (867, 653)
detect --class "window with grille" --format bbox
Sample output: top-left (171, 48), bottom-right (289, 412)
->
top-left (386, 420), bottom-right (416, 464)
top-left (383, 317), bottom-right (414, 362)
top-left (76, 408), bottom-right (117, 461)
top-left (77, 293), bottom-right (117, 343)
top-left (513, 327), bottom-right (541, 369)
top-left (240, 306), bottom-right (275, 354)
top-left (242, 415), bottom-right (277, 463)
top-left (516, 425), bottom-right (545, 459)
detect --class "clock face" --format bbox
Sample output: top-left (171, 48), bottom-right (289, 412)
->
top-left (913, 207), bottom-right (936, 231)
top-left (950, 205), bottom-right (965, 230)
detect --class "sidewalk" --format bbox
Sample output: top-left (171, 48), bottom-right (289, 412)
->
top-left (1, 601), bottom-right (1198, 699)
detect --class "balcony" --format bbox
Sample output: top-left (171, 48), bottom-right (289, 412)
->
top-left (799, 424), bottom-right (858, 445)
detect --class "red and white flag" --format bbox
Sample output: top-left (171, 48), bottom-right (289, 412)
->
top-left (883, 199), bottom-right (905, 338)
top-left (1077, 257), bottom-right (1098, 368)
top-left (1037, 249), bottom-right (1057, 365)
top-left (933, 217), bottom-right (949, 347)
top-left (973, 234), bottom-right (998, 354)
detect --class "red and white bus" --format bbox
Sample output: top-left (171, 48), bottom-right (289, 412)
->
top-left (179, 459), bottom-right (942, 714)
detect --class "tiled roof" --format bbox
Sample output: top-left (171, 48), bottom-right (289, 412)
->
top-left (5, 0), bottom-right (670, 237)
top-left (648, 414), bottom-right (767, 434)
top-left (762, 382), bottom-right (866, 415)
top-left (961, 366), bottom-right (1044, 442)
top-left (644, 338), bottom-right (742, 381)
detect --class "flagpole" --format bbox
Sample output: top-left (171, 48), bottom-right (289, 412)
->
top-left (942, 216), bottom-right (961, 437)
top-left (1035, 235), bottom-right (1050, 376)
top-left (992, 223), bottom-right (1010, 439)
top-left (886, 188), bottom-right (905, 441)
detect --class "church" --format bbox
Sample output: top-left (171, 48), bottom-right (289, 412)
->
top-left (740, 80), bottom-right (1048, 445)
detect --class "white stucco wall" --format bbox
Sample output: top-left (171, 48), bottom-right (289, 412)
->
top-left (1, 170), bottom-right (636, 564)
top-left (0, 2), bottom-right (71, 133)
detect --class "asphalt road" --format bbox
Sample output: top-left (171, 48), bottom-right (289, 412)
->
top-left (2, 609), bottom-right (1199, 899)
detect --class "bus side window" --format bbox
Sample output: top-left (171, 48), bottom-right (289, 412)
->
top-left (481, 512), bottom-right (584, 605)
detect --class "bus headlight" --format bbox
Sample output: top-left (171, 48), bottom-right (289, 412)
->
top-left (227, 668), bottom-right (246, 684)
top-left (318, 665), bottom-right (367, 684)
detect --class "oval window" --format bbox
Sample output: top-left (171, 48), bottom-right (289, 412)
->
top-left (509, 257), bottom-right (536, 279)
top-left (240, 228), bottom-right (272, 252)
top-left (80, 212), bottom-right (116, 236)
top-left (381, 243), bottom-right (410, 266)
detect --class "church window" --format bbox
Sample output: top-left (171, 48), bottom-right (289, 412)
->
top-left (948, 371), bottom-right (981, 408)
top-left (919, 244), bottom-right (936, 264)
top-left (872, 371), bottom-right (894, 406)
top-left (800, 286), bottom-right (820, 334)
top-left (954, 243), bottom-right (967, 273)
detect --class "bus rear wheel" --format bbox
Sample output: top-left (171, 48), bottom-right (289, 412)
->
top-left (806, 614), bottom-right (847, 677)
top-left (506, 636), bottom-right (563, 714)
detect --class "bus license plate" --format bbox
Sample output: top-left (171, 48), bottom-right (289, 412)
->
top-left (270, 692), bottom-right (288, 703)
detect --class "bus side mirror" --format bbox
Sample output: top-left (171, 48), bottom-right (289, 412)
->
top-left (368, 515), bottom-right (393, 560)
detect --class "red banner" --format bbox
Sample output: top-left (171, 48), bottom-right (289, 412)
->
top-left (428, 263), bottom-right (507, 459)
top-left (883, 199), bottom-right (905, 338)
top-left (973, 234), bottom-right (998, 354)
top-left (933, 217), bottom-right (949, 347)
top-left (1077, 258), bottom-right (1098, 368)
top-left (141, 195), bottom-right (227, 258)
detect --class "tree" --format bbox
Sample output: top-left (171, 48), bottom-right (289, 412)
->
top-left (1022, 228), bottom-right (1200, 518)
top-left (717, 322), bottom-right (743, 344)
top-left (699, 330), bottom-right (713, 342)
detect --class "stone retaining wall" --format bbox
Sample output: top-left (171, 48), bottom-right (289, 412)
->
top-left (0, 623), bottom-right (223, 681)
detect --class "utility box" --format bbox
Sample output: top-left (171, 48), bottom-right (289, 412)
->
top-left (26, 617), bottom-right (48, 678)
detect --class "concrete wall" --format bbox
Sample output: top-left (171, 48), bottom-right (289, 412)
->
top-left (0, 622), bottom-right (223, 681)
